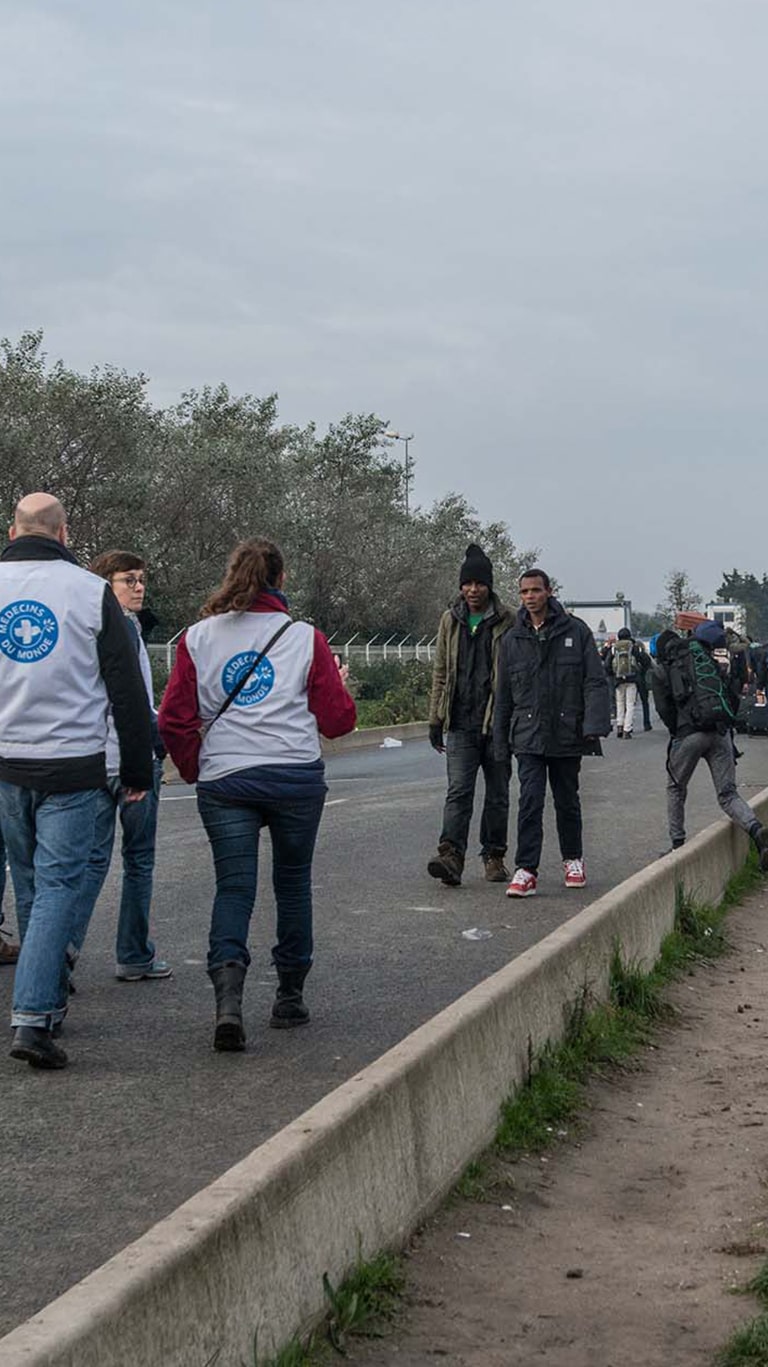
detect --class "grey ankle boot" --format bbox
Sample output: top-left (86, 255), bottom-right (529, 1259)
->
top-left (209, 961), bottom-right (247, 1052)
top-left (270, 968), bottom-right (310, 1029)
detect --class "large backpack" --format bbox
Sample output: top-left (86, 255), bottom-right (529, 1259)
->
top-left (664, 638), bottom-right (737, 733)
top-left (613, 639), bottom-right (634, 680)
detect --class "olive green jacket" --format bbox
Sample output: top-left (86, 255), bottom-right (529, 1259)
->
top-left (428, 594), bottom-right (513, 735)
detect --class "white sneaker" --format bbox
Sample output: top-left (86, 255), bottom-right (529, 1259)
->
top-left (564, 859), bottom-right (586, 889)
top-left (505, 868), bottom-right (537, 897)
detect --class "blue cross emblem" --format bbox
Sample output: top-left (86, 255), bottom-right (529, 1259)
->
top-left (0, 600), bottom-right (59, 663)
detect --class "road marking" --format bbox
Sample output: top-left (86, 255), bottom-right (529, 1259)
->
top-left (325, 798), bottom-right (348, 806)
top-left (405, 905), bottom-right (445, 912)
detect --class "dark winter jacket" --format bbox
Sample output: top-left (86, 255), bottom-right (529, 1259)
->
top-left (428, 593), bottom-right (513, 735)
top-left (493, 599), bottom-right (611, 758)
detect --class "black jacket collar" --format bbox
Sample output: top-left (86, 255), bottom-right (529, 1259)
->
top-left (514, 597), bottom-right (570, 635)
top-left (1, 535), bottom-right (79, 565)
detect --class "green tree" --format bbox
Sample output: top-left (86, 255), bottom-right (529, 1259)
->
top-left (655, 568), bottom-right (702, 626)
top-left (716, 569), bottom-right (768, 640)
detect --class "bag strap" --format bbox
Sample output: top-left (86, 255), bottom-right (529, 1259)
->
top-left (210, 619), bottom-right (293, 726)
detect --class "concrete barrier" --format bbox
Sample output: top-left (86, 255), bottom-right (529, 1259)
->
top-left (4, 792), bottom-right (766, 1367)
top-left (162, 722), bottom-right (429, 784)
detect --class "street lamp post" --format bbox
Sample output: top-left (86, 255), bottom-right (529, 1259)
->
top-left (383, 430), bottom-right (415, 515)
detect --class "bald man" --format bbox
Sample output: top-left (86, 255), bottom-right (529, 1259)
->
top-left (0, 493), bottom-right (154, 1069)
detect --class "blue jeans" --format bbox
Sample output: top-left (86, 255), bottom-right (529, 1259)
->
top-left (0, 782), bottom-right (99, 1028)
top-left (440, 729), bottom-right (511, 857)
top-left (71, 760), bottom-right (162, 971)
top-left (196, 790), bottom-right (325, 972)
top-left (0, 824), bottom-right (6, 924)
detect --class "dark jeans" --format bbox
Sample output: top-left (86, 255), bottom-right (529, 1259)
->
top-left (440, 730), bottom-right (511, 857)
top-left (515, 754), bottom-right (582, 874)
top-left (196, 790), bottom-right (325, 973)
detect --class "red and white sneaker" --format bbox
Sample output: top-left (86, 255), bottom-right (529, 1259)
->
top-left (564, 858), bottom-right (586, 888)
top-left (505, 868), bottom-right (537, 898)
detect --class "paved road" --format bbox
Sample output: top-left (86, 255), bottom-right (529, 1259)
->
top-left (2, 723), bottom-right (767, 1335)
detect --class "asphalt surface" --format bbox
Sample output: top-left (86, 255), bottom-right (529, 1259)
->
top-left (2, 719), bottom-right (768, 1335)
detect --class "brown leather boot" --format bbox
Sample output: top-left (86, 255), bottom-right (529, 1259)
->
top-left (0, 933), bottom-right (20, 966)
top-left (427, 842), bottom-right (464, 886)
top-left (483, 851), bottom-right (510, 883)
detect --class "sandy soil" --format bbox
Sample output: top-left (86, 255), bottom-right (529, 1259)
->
top-left (350, 888), bottom-right (768, 1367)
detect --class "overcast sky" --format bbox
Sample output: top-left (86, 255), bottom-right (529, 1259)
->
top-left (1, 0), bottom-right (766, 610)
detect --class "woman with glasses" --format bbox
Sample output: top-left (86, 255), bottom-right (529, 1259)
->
top-left (159, 538), bottom-right (356, 1052)
top-left (69, 550), bottom-right (171, 984)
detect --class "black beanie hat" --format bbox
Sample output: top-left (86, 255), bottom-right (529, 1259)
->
top-left (617, 627), bottom-right (632, 640)
top-left (459, 543), bottom-right (493, 590)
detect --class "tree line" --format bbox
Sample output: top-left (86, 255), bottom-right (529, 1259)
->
top-left (0, 331), bottom-right (537, 641)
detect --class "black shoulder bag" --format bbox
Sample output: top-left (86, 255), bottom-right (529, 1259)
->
top-left (205, 619), bottom-right (293, 732)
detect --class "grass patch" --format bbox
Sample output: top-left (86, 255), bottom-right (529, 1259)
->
top-left (481, 865), bottom-right (755, 1167)
top-left (716, 1315), bottom-right (768, 1366)
top-left (249, 1252), bottom-right (405, 1364)
top-left (717, 1254), bottom-right (768, 1365)
top-left (323, 1253), bottom-right (405, 1353)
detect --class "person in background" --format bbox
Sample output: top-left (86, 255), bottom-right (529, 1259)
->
top-left (69, 550), bottom-right (171, 983)
top-left (652, 620), bottom-right (768, 864)
top-left (604, 628), bottom-right (650, 739)
top-left (159, 537), bottom-right (356, 1052)
top-left (426, 544), bottom-right (513, 887)
top-left (494, 568), bottom-right (611, 897)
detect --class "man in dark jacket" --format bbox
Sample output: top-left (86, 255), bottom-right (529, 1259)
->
top-left (652, 620), bottom-right (768, 863)
top-left (0, 493), bottom-right (153, 1069)
top-left (427, 544), bottom-right (514, 886)
top-left (493, 568), bottom-right (611, 897)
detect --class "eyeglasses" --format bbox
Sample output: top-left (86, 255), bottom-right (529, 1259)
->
top-left (112, 573), bottom-right (146, 589)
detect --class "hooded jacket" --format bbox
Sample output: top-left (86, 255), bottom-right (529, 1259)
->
top-left (428, 592), bottom-right (513, 735)
top-left (493, 598), bottom-right (611, 757)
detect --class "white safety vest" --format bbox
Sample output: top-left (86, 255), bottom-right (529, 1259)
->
top-left (185, 611), bottom-right (319, 781)
top-left (0, 560), bottom-right (109, 759)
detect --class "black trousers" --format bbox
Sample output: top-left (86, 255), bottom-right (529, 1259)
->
top-left (440, 730), bottom-right (511, 857)
top-left (515, 754), bottom-right (582, 874)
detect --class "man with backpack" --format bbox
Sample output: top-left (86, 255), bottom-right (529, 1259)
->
top-left (605, 628), bottom-right (649, 739)
top-left (652, 620), bottom-right (768, 865)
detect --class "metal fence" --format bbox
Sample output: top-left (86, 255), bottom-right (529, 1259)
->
top-left (147, 633), bottom-right (438, 671)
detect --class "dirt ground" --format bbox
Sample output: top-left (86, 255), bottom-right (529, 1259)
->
top-left (350, 887), bottom-right (768, 1367)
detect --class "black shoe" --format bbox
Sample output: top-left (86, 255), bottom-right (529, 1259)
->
top-left (10, 1026), bottom-right (68, 1069)
top-left (616, 727), bottom-right (624, 739)
top-left (209, 961), bottom-right (247, 1052)
top-left (270, 969), bottom-right (310, 1029)
top-left (427, 842), bottom-right (464, 886)
top-left (624, 731), bottom-right (633, 740)
top-left (644, 723), bottom-right (653, 732)
top-left (754, 827), bottom-right (768, 874)
top-left (660, 840), bottom-right (685, 857)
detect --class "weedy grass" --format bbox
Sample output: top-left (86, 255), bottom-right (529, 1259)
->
top-left (716, 1314), bottom-right (768, 1367)
top-left (466, 858), bottom-right (757, 1170)
top-left (247, 1252), bottom-right (405, 1365)
top-left (717, 1256), bottom-right (768, 1366)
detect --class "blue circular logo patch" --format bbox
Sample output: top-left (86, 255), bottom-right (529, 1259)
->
top-left (221, 651), bottom-right (275, 707)
top-left (0, 600), bottom-right (59, 664)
